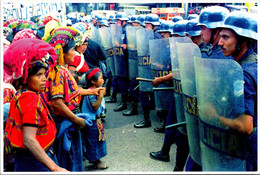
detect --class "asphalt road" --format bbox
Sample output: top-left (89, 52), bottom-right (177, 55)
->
top-left (83, 95), bottom-right (177, 173)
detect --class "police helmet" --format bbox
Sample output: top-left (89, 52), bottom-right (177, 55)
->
top-left (158, 21), bottom-right (174, 33)
top-left (172, 16), bottom-right (183, 23)
top-left (172, 20), bottom-right (188, 36)
top-left (108, 15), bottom-right (116, 23)
top-left (144, 14), bottom-right (160, 26)
top-left (186, 19), bottom-right (201, 36)
top-left (137, 15), bottom-right (146, 26)
top-left (99, 17), bottom-right (109, 27)
top-left (115, 12), bottom-right (129, 21)
top-left (221, 11), bottom-right (257, 40)
top-left (197, 6), bottom-right (229, 29)
top-left (130, 15), bottom-right (138, 23)
top-left (96, 14), bottom-right (104, 23)
top-left (188, 14), bottom-right (199, 20)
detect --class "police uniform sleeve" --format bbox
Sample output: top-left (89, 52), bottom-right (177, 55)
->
top-left (242, 65), bottom-right (257, 118)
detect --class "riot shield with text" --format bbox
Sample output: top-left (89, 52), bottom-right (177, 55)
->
top-left (98, 27), bottom-right (115, 76)
top-left (126, 26), bottom-right (139, 80)
top-left (195, 57), bottom-right (246, 171)
top-left (170, 37), bottom-right (193, 135)
top-left (136, 28), bottom-right (154, 92)
top-left (150, 38), bottom-right (173, 111)
top-left (176, 41), bottom-right (201, 165)
top-left (110, 24), bottom-right (128, 77)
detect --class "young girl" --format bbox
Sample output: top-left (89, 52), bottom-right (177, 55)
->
top-left (81, 68), bottom-right (108, 169)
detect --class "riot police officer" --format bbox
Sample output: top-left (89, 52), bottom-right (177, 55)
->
top-left (197, 6), bottom-right (232, 59)
top-left (218, 11), bottom-right (257, 171)
top-left (134, 14), bottom-right (161, 128)
top-left (107, 15), bottom-right (116, 25)
top-left (132, 15), bottom-right (146, 27)
top-left (144, 14), bottom-right (161, 39)
top-left (186, 19), bottom-right (207, 56)
top-left (185, 6), bottom-right (233, 171)
top-left (113, 12), bottom-right (131, 112)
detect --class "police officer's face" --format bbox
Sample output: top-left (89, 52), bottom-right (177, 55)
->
top-left (218, 29), bottom-right (237, 57)
top-left (116, 19), bottom-right (122, 26)
top-left (200, 26), bottom-right (212, 45)
top-left (132, 22), bottom-right (140, 27)
top-left (161, 32), bottom-right (171, 39)
top-left (145, 23), bottom-right (153, 29)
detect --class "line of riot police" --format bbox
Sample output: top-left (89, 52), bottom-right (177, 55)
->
top-left (87, 8), bottom-right (258, 172)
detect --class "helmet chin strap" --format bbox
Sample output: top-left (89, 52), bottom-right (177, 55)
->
top-left (209, 28), bottom-right (217, 46)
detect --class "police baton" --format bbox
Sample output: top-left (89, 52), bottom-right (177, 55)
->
top-left (136, 77), bottom-right (154, 82)
top-left (153, 87), bottom-right (174, 91)
top-left (136, 77), bottom-right (170, 84)
top-left (165, 121), bottom-right (186, 129)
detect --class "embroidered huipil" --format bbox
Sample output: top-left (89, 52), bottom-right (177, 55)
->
top-left (4, 90), bottom-right (56, 150)
top-left (45, 65), bottom-right (81, 113)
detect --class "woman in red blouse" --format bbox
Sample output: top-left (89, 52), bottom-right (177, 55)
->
top-left (4, 38), bottom-right (68, 172)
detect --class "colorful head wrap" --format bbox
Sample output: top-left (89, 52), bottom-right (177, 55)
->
top-left (15, 20), bottom-right (35, 32)
top-left (87, 68), bottom-right (101, 80)
top-left (4, 38), bottom-right (58, 84)
top-left (72, 22), bottom-right (92, 46)
top-left (42, 20), bottom-right (61, 41)
top-left (43, 15), bottom-right (60, 25)
top-left (46, 27), bottom-right (78, 65)
top-left (3, 19), bottom-right (19, 29)
top-left (12, 29), bottom-right (37, 43)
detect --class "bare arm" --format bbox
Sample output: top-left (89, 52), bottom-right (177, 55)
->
top-left (217, 114), bottom-right (254, 135)
top-left (23, 126), bottom-right (68, 172)
top-left (91, 89), bottom-right (106, 111)
top-left (78, 87), bottom-right (105, 96)
top-left (51, 98), bottom-right (85, 128)
top-left (152, 73), bottom-right (173, 87)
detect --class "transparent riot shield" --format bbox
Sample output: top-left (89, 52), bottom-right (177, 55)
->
top-left (169, 37), bottom-right (193, 135)
top-left (176, 41), bottom-right (201, 165)
top-left (136, 28), bottom-right (154, 92)
top-left (110, 24), bottom-right (128, 77)
top-left (98, 27), bottom-right (115, 76)
top-left (126, 26), bottom-right (139, 80)
top-left (194, 57), bottom-right (246, 171)
top-left (150, 38), bottom-right (173, 111)
top-left (90, 23), bottom-right (100, 43)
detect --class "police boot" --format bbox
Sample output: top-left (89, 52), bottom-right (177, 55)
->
top-left (123, 101), bottom-right (138, 116)
top-left (114, 94), bottom-right (127, 112)
top-left (105, 92), bottom-right (117, 103)
top-left (134, 114), bottom-right (151, 128)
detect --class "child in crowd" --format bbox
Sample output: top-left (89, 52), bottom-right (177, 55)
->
top-left (81, 68), bottom-right (108, 170)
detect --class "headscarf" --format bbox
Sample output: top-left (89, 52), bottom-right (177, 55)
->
top-left (46, 27), bottom-right (78, 80)
top-left (15, 20), bottom-right (35, 32)
top-left (43, 15), bottom-right (60, 25)
top-left (3, 19), bottom-right (19, 29)
top-left (72, 22), bottom-right (92, 46)
top-left (42, 20), bottom-right (61, 41)
top-left (12, 29), bottom-right (37, 43)
top-left (4, 38), bottom-right (58, 84)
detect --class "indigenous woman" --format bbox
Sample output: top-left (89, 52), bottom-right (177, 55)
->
top-left (4, 38), bottom-right (67, 172)
top-left (44, 27), bottom-right (104, 171)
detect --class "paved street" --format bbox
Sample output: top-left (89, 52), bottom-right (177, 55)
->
top-left (83, 95), bottom-right (177, 173)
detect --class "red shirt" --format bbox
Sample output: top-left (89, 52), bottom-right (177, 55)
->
top-left (69, 52), bottom-right (89, 73)
top-left (4, 90), bottom-right (56, 150)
